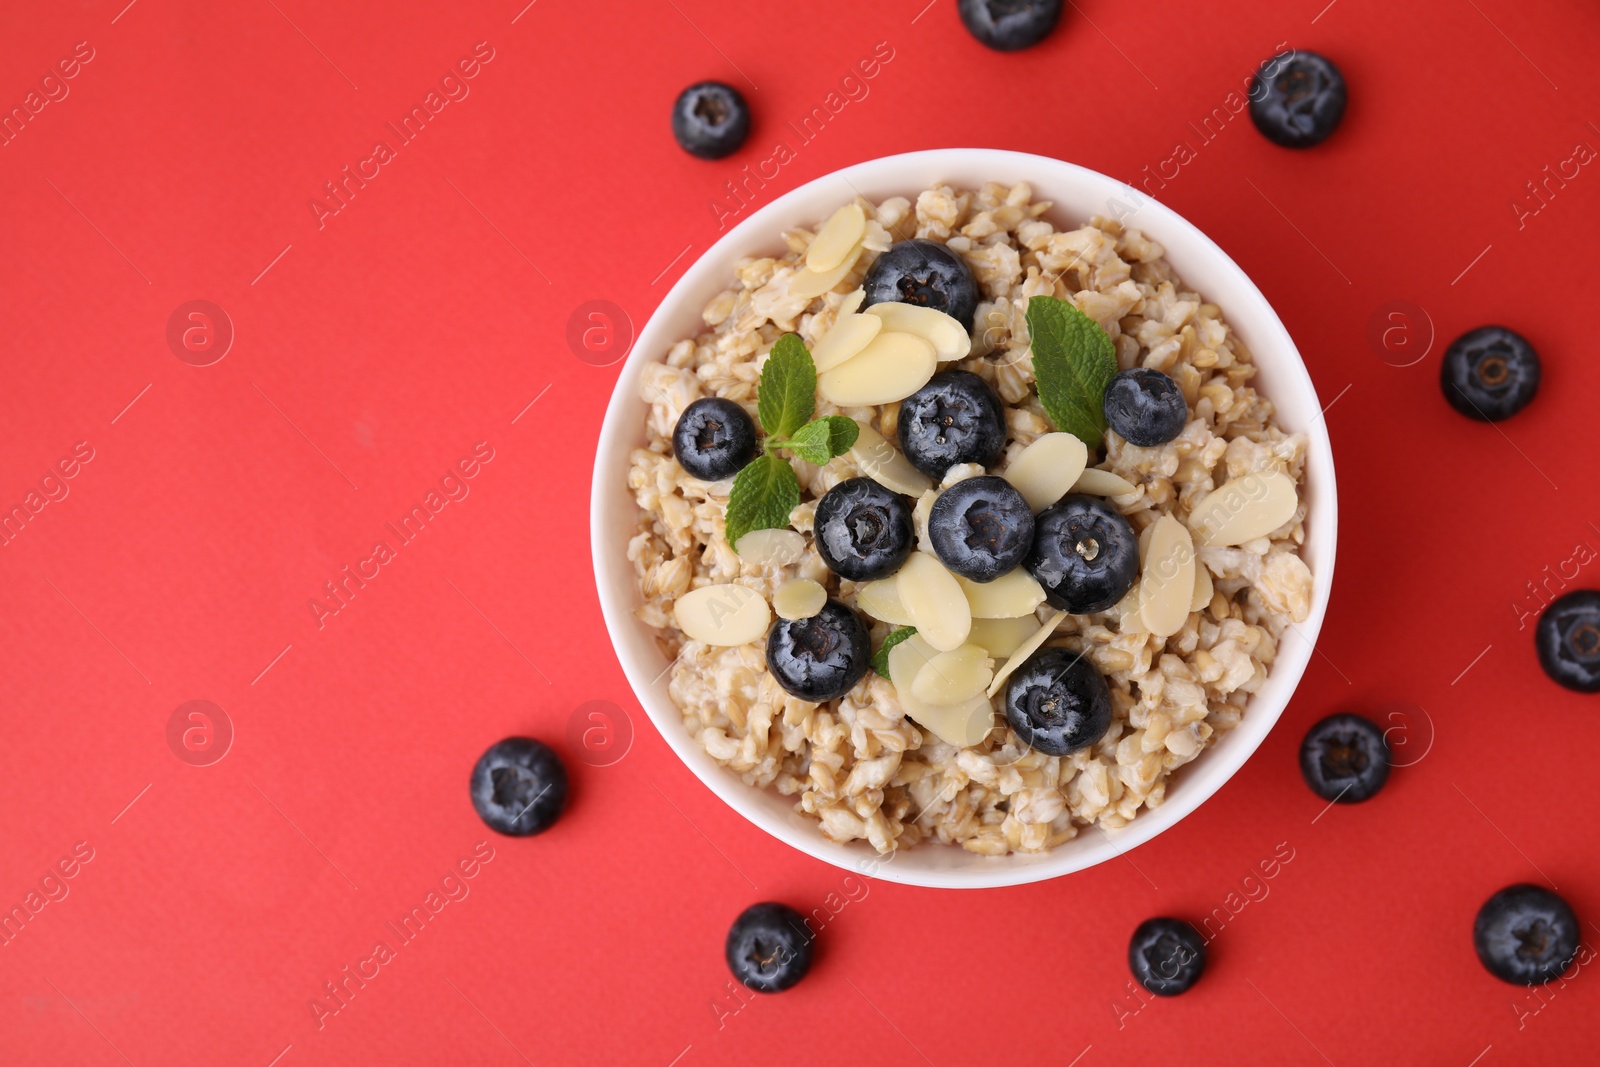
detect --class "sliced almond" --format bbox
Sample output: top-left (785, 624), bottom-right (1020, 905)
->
top-left (735, 527), bottom-right (805, 566)
top-left (967, 616), bottom-right (1043, 658)
top-left (898, 551), bottom-right (971, 652)
top-left (1190, 562), bottom-right (1214, 613)
top-left (812, 312), bottom-right (882, 373)
top-left (1071, 468), bottom-right (1138, 497)
top-left (1003, 433), bottom-right (1089, 512)
top-left (862, 303), bottom-right (972, 362)
top-left (986, 610), bottom-right (1069, 697)
top-left (817, 332), bottom-right (937, 407)
top-left (790, 242), bottom-right (865, 300)
top-left (840, 288), bottom-right (866, 316)
top-left (847, 422), bottom-right (932, 497)
top-left (1190, 470), bottom-right (1299, 546)
top-left (911, 643), bottom-right (994, 704)
top-left (773, 578), bottom-right (827, 621)
top-left (956, 569), bottom-right (1047, 619)
top-left (1139, 514), bottom-right (1196, 638)
top-left (806, 203), bottom-right (867, 273)
top-left (888, 634), bottom-right (995, 748)
top-left (855, 575), bottom-right (915, 626)
top-left (673, 584), bottom-right (771, 646)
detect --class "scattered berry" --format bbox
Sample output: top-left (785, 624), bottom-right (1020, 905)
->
top-left (862, 239), bottom-right (981, 331)
top-left (1299, 713), bottom-right (1390, 803)
top-left (1474, 884), bottom-right (1580, 985)
top-left (1025, 494), bottom-right (1139, 614)
top-left (957, 0), bottom-right (1062, 51)
top-left (1129, 918), bottom-right (1208, 996)
top-left (766, 600), bottom-right (871, 702)
top-left (1248, 50), bottom-right (1347, 148)
top-left (1103, 368), bottom-right (1187, 447)
top-left (469, 738), bottom-right (569, 836)
top-left (928, 475), bottom-right (1034, 582)
top-left (1535, 589), bottom-right (1600, 693)
top-left (814, 477), bottom-right (914, 582)
top-left (672, 397), bottom-right (757, 480)
top-left (671, 81), bottom-right (751, 160)
top-left (1003, 647), bottom-right (1111, 756)
top-left (725, 902), bottom-right (815, 992)
top-left (1440, 326), bottom-right (1541, 422)
top-left (897, 371), bottom-right (1007, 479)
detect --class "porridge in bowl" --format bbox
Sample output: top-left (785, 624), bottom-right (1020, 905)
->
top-left (626, 182), bottom-right (1312, 856)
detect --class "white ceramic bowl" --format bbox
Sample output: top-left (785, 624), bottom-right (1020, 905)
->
top-left (591, 149), bottom-right (1337, 889)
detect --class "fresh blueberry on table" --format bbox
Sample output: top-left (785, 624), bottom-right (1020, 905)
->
top-left (1248, 50), bottom-right (1347, 148)
top-left (928, 475), bottom-right (1035, 582)
top-left (897, 371), bottom-right (1007, 479)
top-left (766, 599), bottom-right (871, 702)
top-left (725, 902), bottom-right (815, 992)
top-left (957, 0), bottom-right (1063, 51)
top-left (1129, 918), bottom-right (1208, 996)
top-left (1439, 325), bottom-right (1541, 422)
top-left (814, 477), bottom-right (914, 582)
top-left (1535, 589), bottom-right (1600, 693)
top-left (672, 397), bottom-right (757, 480)
top-left (1298, 713), bottom-right (1390, 803)
top-left (1003, 646), bottom-right (1112, 756)
top-left (1024, 494), bottom-right (1139, 614)
top-left (1474, 884), bottom-right (1580, 985)
top-left (671, 81), bottom-right (751, 160)
top-left (1103, 368), bottom-right (1188, 447)
top-left (862, 239), bottom-right (981, 330)
top-left (469, 737), bottom-right (569, 836)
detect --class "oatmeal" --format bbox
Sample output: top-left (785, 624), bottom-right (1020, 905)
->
top-left (626, 182), bottom-right (1312, 856)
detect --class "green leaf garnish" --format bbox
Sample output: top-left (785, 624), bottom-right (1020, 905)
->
top-left (726, 454), bottom-right (801, 550)
top-left (773, 416), bottom-right (860, 466)
top-left (872, 626), bottom-right (917, 680)
top-left (756, 334), bottom-right (816, 439)
top-left (1026, 295), bottom-right (1119, 450)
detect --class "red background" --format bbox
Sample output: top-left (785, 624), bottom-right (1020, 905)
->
top-left (2, 0), bottom-right (1597, 1063)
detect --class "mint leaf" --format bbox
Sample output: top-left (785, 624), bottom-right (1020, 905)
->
top-left (872, 626), bottom-right (917, 680)
top-left (1027, 295), bottom-right (1118, 450)
top-left (757, 334), bottom-right (816, 439)
top-left (726, 454), bottom-right (801, 550)
top-left (776, 416), bottom-right (859, 465)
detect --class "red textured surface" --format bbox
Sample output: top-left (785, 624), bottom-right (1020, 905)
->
top-left (1, 0), bottom-right (1597, 1063)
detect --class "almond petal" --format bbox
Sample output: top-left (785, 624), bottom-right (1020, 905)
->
top-left (863, 302), bottom-right (971, 361)
top-left (1139, 514), bottom-right (1196, 638)
top-left (888, 635), bottom-right (995, 748)
top-left (847, 422), bottom-right (933, 497)
top-left (967, 616), bottom-right (1042, 658)
top-left (817, 332), bottom-right (937, 407)
top-left (812, 312), bottom-right (883, 373)
top-left (986, 610), bottom-right (1069, 698)
top-left (898, 552), bottom-right (971, 652)
top-left (855, 575), bottom-right (916, 627)
top-left (735, 527), bottom-right (806, 567)
top-left (806, 203), bottom-right (867, 273)
top-left (1190, 563), bottom-right (1213, 613)
top-left (1071, 468), bottom-right (1138, 497)
top-left (1003, 432), bottom-right (1089, 512)
top-left (1190, 471), bottom-right (1299, 546)
top-left (773, 578), bottom-right (827, 621)
top-left (839, 288), bottom-right (866, 316)
top-left (790, 242), bottom-right (865, 300)
top-left (911, 643), bottom-right (994, 704)
top-left (673, 584), bottom-right (771, 646)
top-left (956, 569), bottom-right (1047, 619)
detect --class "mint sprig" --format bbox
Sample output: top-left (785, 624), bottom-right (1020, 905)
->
top-left (726, 336), bottom-right (858, 550)
top-left (872, 626), bottom-right (917, 679)
top-left (1026, 295), bottom-right (1119, 450)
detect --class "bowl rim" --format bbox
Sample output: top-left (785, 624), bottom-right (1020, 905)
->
top-left (590, 148), bottom-right (1338, 889)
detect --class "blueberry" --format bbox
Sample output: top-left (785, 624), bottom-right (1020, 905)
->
top-left (1103, 368), bottom-right (1187, 447)
top-left (1003, 647), bottom-right (1111, 756)
top-left (1129, 918), bottom-right (1207, 997)
top-left (725, 902), bottom-right (815, 992)
top-left (1298, 713), bottom-right (1390, 803)
top-left (1248, 50), bottom-right (1347, 149)
top-left (1535, 589), bottom-right (1600, 693)
top-left (766, 600), bottom-right (871, 702)
top-left (928, 476), bottom-right (1034, 583)
top-left (897, 371), bottom-right (1007, 479)
top-left (671, 81), bottom-right (750, 160)
top-left (672, 397), bottom-right (757, 480)
top-left (957, 0), bottom-right (1062, 51)
top-left (862, 239), bottom-right (981, 331)
top-left (1024, 494), bottom-right (1138, 614)
top-left (1440, 325), bottom-right (1541, 422)
top-left (469, 737), bottom-right (569, 836)
top-left (1474, 884), bottom-right (1580, 985)
top-left (814, 478), bottom-right (914, 582)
